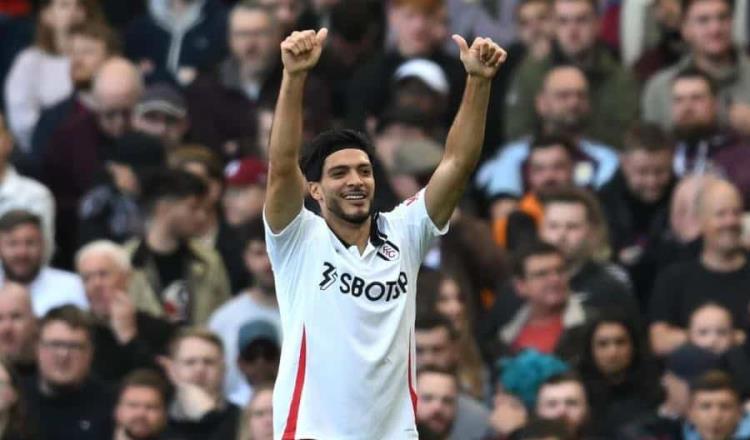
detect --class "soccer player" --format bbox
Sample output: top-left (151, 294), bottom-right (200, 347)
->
top-left (264, 28), bottom-right (507, 439)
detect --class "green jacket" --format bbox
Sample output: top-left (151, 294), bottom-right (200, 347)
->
top-left (504, 46), bottom-right (639, 149)
top-left (125, 239), bottom-right (232, 325)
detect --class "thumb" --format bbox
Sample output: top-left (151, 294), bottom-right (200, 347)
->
top-left (316, 27), bottom-right (328, 44)
top-left (452, 34), bottom-right (469, 53)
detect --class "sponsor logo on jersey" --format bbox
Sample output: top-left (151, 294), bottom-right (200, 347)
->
top-left (319, 262), bottom-right (408, 302)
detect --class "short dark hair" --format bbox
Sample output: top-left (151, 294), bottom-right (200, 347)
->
top-left (240, 217), bottom-right (266, 250)
top-left (681, 0), bottom-right (732, 19)
top-left (516, 0), bottom-right (552, 20)
top-left (415, 313), bottom-right (457, 340)
top-left (40, 305), bottom-right (94, 343)
top-left (140, 169), bottom-right (208, 215)
top-left (0, 210), bottom-right (41, 233)
top-left (118, 369), bottom-right (170, 406)
top-left (518, 419), bottom-right (573, 440)
top-left (622, 122), bottom-right (675, 153)
top-left (690, 370), bottom-right (740, 398)
top-left (69, 21), bottom-right (120, 55)
top-left (511, 241), bottom-right (563, 278)
top-left (673, 67), bottom-right (717, 96)
top-left (529, 134), bottom-right (576, 161)
top-left (300, 129), bottom-right (375, 182)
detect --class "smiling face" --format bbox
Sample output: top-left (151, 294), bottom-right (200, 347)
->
top-left (309, 149), bottom-right (375, 225)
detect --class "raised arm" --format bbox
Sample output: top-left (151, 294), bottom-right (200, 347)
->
top-left (425, 36), bottom-right (507, 229)
top-left (264, 29), bottom-right (328, 233)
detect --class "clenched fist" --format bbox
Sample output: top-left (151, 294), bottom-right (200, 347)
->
top-left (452, 35), bottom-right (508, 79)
top-left (281, 28), bottom-right (328, 75)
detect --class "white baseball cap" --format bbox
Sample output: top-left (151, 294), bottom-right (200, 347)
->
top-left (393, 58), bottom-right (450, 95)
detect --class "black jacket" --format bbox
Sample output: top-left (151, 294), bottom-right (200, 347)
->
top-left (92, 311), bottom-right (176, 384)
top-left (21, 376), bottom-right (115, 440)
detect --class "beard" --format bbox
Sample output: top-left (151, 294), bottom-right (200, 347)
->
top-left (673, 121), bottom-right (717, 144)
top-left (123, 425), bottom-right (161, 440)
top-left (327, 197), bottom-right (373, 225)
top-left (2, 260), bottom-right (40, 284)
top-left (546, 112), bottom-right (589, 136)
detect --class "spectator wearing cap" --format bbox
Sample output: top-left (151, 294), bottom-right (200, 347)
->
top-left (346, 0), bottom-right (465, 132)
top-left (617, 343), bottom-right (722, 440)
top-left (186, 2), bottom-right (331, 160)
top-left (208, 218), bottom-right (279, 406)
top-left (43, 57), bottom-right (144, 268)
top-left (28, 21), bottom-right (119, 180)
top-left (222, 157), bottom-right (267, 228)
top-left (169, 146), bottom-right (248, 293)
top-left (390, 58), bottom-right (451, 130)
top-left (124, 0), bottom-right (228, 85)
top-left (132, 83), bottom-right (190, 153)
top-left (77, 131), bottom-right (165, 246)
top-left (235, 320), bottom-right (280, 397)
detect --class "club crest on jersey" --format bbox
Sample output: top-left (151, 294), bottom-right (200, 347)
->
top-left (377, 240), bottom-right (400, 262)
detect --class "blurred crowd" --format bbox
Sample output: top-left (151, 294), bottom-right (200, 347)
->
top-left (0, 0), bottom-right (747, 439)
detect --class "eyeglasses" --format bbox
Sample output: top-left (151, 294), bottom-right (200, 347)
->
top-left (40, 340), bottom-right (89, 353)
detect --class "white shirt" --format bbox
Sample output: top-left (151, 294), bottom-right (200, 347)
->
top-left (264, 189), bottom-right (447, 440)
top-left (208, 292), bottom-right (281, 407)
top-left (0, 166), bottom-right (56, 257)
top-left (4, 47), bottom-right (72, 151)
top-left (0, 267), bottom-right (88, 317)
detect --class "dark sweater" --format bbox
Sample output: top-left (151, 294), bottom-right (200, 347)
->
top-left (163, 403), bottom-right (240, 440)
top-left (21, 376), bottom-right (115, 440)
top-left (92, 311), bottom-right (176, 384)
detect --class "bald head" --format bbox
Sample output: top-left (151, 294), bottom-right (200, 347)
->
top-left (93, 58), bottom-right (143, 138)
top-left (536, 66), bottom-right (590, 133)
top-left (0, 282), bottom-right (37, 363)
top-left (697, 179), bottom-right (744, 255)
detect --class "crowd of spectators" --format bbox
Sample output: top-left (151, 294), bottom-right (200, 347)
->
top-left (0, 0), bottom-right (749, 438)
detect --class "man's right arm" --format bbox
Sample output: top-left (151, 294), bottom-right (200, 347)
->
top-left (264, 29), bottom-right (328, 233)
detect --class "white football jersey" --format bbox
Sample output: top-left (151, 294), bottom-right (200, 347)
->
top-left (264, 189), bottom-right (447, 440)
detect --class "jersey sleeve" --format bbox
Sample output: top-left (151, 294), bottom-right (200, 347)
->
top-left (263, 206), bottom-right (318, 269)
top-left (388, 189), bottom-right (449, 261)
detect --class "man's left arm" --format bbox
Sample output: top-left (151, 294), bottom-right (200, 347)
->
top-left (425, 36), bottom-right (507, 229)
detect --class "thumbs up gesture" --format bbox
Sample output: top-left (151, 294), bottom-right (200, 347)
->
top-left (281, 28), bottom-right (328, 75)
top-left (452, 35), bottom-right (508, 79)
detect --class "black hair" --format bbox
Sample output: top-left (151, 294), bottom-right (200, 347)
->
top-left (530, 134), bottom-right (576, 160)
top-left (415, 313), bottom-right (458, 340)
top-left (691, 370), bottom-right (740, 397)
top-left (673, 67), bottom-right (718, 96)
top-left (511, 240), bottom-right (563, 278)
top-left (518, 418), bottom-right (573, 440)
top-left (139, 169), bottom-right (208, 215)
top-left (239, 217), bottom-right (266, 250)
top-left (300, 129), bottom-right (376, 182)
